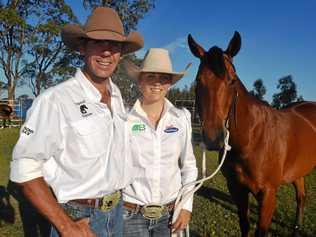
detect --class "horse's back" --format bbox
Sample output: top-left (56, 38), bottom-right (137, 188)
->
top-left (0, 105), bottom-right (12, 116)
top-left (284, 101), bottom-right (316, 128)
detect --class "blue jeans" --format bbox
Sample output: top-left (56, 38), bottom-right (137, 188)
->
top-left (50, 199), bottom-right (123, 237)
top-left (123, 207), bottom-right (172, 237)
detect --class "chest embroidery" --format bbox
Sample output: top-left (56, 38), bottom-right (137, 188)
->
top-left (164, 125), bottom-right (179, 133)
top-left (78, 103), bottom-right (93, 117)
top-left (132, 123), bottom-right (146, 132)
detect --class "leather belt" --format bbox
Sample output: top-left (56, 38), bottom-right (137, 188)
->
top-left (124, 200), bottom-right (175, 220)
top-left (68, 191), bottom-right (121, 211)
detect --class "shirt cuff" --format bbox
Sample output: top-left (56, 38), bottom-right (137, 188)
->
top-left (10, 158), bottom-right (43, 183)
top-left (182, 195), bottom-right (193, 212)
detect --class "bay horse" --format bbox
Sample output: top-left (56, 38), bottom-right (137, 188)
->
top-left (188, 32), bottom-right (316, 237)
top-left (0, 104), bottom-right (13, 128)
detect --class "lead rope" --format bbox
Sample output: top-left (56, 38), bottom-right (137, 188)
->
top-left (171, 123), bottom-right (231, 237)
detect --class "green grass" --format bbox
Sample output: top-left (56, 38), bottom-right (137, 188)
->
top-left (190, 148), bottom-right (316, 237)
top-left (0, 129), bottom-right (315, 236)
top-left (0, 128), bottom-right (23, 237)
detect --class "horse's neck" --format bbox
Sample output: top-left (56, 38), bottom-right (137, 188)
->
top-left (229, 80), bottom-right (271, 150)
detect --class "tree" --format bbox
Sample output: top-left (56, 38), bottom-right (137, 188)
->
top-left (271, 75), bottom-right (304, 109)
top-left (0, 81), bottom-right (6, 98)
top-left (114, 55), bottom-right (142, 107)
top-left (249, 79), bottom-right (266, 101)
top-left (83, 0), bottom-right (155, 33)
top-left (0, 0), bottom-right (77, 99)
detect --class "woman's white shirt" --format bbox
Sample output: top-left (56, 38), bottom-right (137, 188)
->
top-left (123, 99), bottom-right (198, 211)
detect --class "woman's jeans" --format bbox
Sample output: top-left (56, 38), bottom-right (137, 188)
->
top-left (123, 207), bottom-right (172, 237)
top-left (50, 199), bottom-right (123, 237)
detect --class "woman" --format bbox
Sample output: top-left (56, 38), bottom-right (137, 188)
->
top-left (123, 48), bottom-right (198, 236)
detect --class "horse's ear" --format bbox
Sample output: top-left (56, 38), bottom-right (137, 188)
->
top-left (188, 34), bottom-right (205, 59)
top-left (225, 31), bottom-right (241, 58)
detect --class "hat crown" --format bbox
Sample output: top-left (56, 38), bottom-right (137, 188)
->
top-left (141, 48), bottom-right (173, 73)
top-left (84, 7), bottom-right (124, 35)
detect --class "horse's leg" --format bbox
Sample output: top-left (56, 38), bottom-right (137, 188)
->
top-left (227, 181), bottom-right (250, 237)
top-left (255, 187), bottom-right (277, 237)
top-left (292, 177), bottom-right (306, 237)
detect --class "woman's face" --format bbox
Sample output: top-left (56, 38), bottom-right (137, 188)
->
top-left (138, 73), bottom-right (172, 103)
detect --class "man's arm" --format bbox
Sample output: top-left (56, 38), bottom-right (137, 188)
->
top-left (20, 177), bottom-right (96, 237)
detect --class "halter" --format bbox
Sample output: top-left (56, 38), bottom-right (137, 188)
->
top-left (223, 54), bottom-right (239, 130)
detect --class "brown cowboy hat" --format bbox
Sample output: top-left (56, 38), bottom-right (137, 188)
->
top-left (123, 48), bottom-right (191, 85)
top-left (61, 7), bottom-right (144, 55)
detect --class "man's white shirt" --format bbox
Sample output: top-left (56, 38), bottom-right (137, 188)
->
top-left (10, 69), bottom-right (133, 203)
top-left (123, 99), bottom-right (198, 211)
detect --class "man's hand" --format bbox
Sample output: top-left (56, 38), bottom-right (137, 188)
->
top-left (61, 218), bottom-right (96, 237)
top-left (171, 209), bottom-right (192, 233)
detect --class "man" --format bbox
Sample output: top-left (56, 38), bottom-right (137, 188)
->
top-left (10, 7), bottom-right (143, 237)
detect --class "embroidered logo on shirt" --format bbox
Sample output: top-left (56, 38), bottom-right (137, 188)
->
top-left (164, 126), bottom-right (179, 133)
top-left (79, 104), bottom-right (92, 117)
top-left (132, 123), bottom-right (146, 132)
top-left (22, 127), bottom-right (34, 135)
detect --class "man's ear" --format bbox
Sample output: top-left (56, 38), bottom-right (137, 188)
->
top-left (78, 39), bottom-right (86, 55)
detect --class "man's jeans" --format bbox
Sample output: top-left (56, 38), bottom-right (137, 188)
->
top-left (123, 207), bottom-right (172, 237)
top-left (50, 199), bottom-right (123, 237)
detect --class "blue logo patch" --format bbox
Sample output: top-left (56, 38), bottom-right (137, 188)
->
top-left (164, 126), bottom-right (179, 133)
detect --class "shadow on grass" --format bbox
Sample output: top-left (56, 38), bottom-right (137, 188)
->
top-left (0, 185), bottom-right (15, 225)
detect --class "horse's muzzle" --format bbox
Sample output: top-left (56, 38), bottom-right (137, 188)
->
top-left (202, 130), bottom-right (225, 151)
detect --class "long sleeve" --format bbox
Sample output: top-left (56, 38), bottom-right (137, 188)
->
top-left (10, 95), bottom-right (63, 183)
top-left (180, 108), bottom-right (198, 211)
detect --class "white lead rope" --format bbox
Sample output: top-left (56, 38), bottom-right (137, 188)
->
top-left (171, 129), bottom-right (232, 237)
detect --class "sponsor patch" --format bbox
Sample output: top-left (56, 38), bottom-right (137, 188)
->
top-left (22, 127), bottom-right (34, 135)
top-left (164, 126), bottom-right (179, 133)
top-left (132, 123), bottom-right (146, 132)
top-left (79, 104), bottom-right (92, 117)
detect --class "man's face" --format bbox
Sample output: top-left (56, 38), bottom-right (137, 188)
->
top-left (138, 73), bottom-right (172, 103)
top-left (80, 39), bottom-right (122, 81)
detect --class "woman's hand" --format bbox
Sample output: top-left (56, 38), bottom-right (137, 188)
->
top-left (171, 209), bottom-right (192, 233)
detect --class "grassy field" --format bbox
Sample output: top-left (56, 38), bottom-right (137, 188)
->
top-left (0, 128), bottom-right (315, 236)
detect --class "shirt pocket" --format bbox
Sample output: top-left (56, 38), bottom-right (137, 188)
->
top-left (69, 116), bottom-right (110, 158)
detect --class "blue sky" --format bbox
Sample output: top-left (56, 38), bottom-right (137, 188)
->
top-left (14, 0), bottom-right (316, 101)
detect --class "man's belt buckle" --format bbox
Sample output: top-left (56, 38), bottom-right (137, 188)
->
top-left (100, 191), bottom-right (120, 212)
top-left (141, 204), bottom-right (164, 220)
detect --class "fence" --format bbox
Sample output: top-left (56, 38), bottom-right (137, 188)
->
top-left (175, 99), bottom-right (202, 144)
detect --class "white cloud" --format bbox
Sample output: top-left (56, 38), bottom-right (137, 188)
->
top-left (162, 37), bottom-right (188, 54)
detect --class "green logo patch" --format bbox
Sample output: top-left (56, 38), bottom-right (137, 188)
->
top-left (132, 123), bottom-right (146, 132)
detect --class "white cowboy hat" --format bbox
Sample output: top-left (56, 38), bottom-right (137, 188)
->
top-left (123, 48), bottom-right (191, 84)
top-left (61, 7), bottom-right (144, 55)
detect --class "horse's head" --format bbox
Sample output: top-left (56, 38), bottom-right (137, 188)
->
top-left (188, 32), bottom-right (241, 150)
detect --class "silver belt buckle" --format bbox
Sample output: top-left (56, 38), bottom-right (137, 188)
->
top-left (141, 204), bottom-right (164, 220)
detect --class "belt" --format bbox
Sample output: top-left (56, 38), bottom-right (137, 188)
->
top-left (68, 191), bottom-right (121, 212)
top-left (124, 200), bottom-right (175, 220)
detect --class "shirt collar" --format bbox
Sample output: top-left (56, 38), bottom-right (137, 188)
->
top-left (131, 98), bottom-right (181, 118)
top-left (75, 69), bottom-right (119, 103)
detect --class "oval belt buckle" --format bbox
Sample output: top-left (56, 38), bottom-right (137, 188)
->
top-left (141, 204), bottom-right (164, 220)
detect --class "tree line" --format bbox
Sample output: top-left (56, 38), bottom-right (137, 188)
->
top-left (166, 74), bottom-right (304, 110)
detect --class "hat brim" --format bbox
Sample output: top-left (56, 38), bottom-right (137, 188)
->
top-left (123, 59), bottom-right (191, 85)
top-left (61, 24), bottom-right (144, 55)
